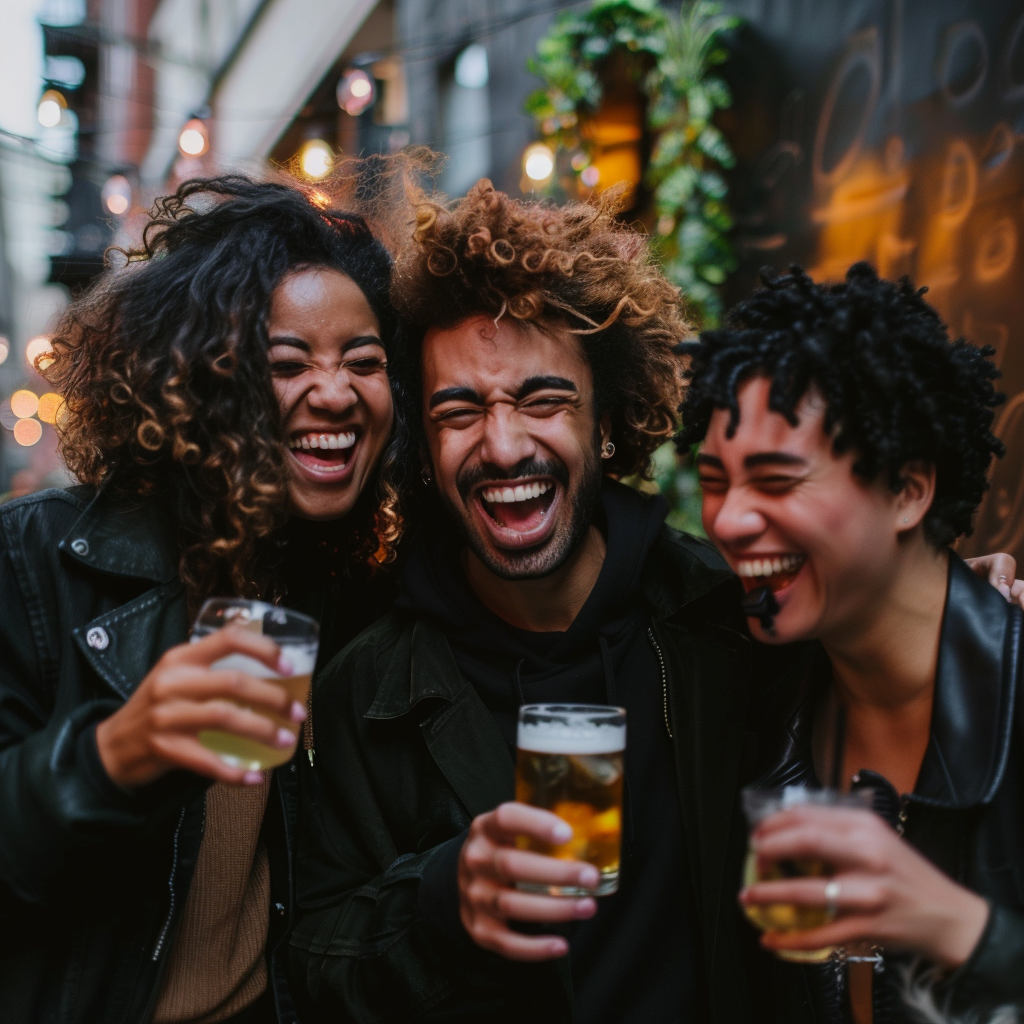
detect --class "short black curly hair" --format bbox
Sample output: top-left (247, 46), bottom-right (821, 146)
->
top-left (678, 262), bottom-right (1005, 548)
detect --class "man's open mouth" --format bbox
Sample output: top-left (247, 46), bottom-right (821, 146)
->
top-left (474, 478), bottom-right (560, 548)
top-left (735, 553), bottom-right (805, 594)
top-left (287, 430), bottom-right (359, 475)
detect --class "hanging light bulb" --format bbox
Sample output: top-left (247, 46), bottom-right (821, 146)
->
top-left (300, 139), bottom-right (334, 180)
top-left (523, 143), bottom-right (555, 183)
top-left (101, 174), bottom-right (132, 217)
top-left (336, 69), bottom-right (375, 116)
top-left (37, 89), bottom-right (66, 128)
top-left (178, 118), bottom-right (209, 157)
top-left (25, 335), bottom-right (55, 371)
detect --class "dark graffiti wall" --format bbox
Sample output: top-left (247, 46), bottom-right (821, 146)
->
top-left (718, 0), bottom-right (1024, 562)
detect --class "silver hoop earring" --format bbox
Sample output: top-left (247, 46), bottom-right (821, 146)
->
top-left (601, 441), bottom-right (616, 459)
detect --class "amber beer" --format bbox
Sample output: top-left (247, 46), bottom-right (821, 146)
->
top-left (191, 599), bottom-right (319, 771)
top-left (741, 786), bottom-right (873, 963)
top-left (515, 704), bottom-right (626, 897)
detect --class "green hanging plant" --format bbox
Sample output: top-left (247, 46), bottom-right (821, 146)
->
top-left (526, 0), bottom-right (739, 326)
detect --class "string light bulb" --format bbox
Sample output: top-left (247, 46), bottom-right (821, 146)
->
top-left (178, 118), bottom-right (209, 157)
top-left (0, 336), bottom-right (8, 365)
top-left (25, 335), bottom-right (54, 371)
top-left (101, 175), bottom-right (132, 217)
top-left (300, 140), bottom-right (334, 180)
top-left (37, 89), bottom-right (66, 128)
top-left (337, 69), bottom-right (375, 116)
top-left (523, 143), bottom-right (555, 183)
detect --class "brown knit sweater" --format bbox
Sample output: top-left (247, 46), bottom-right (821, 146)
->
top-left (151, 776), bottom-right (272, 1024)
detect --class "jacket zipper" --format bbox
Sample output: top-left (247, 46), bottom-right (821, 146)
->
top-left (304, 686), bottom-right (315, 766)
top-left (647, 626), bottom-right (674, 740)
top-left (151, 806), bottom-right (187, 961)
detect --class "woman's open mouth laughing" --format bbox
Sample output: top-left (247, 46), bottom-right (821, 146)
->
top-left (473, 477), bottom-right (561, 550)
top-left (287, 429), bottom-right (360, 482)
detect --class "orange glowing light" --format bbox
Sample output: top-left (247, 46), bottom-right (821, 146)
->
top-left (37, 392), bottom-right (64, 424)
top-left (13, 418), bottom-right (42, 446)
top-left (10, 390), bottom-right (39, 419)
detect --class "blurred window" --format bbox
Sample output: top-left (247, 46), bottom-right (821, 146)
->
top-left (440, 43), bottom-right (491, 197)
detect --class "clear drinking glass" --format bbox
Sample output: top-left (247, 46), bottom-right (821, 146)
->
top-left (741, 785), bottom-right (874, 962)
top-left (191, 598), bottom-right (319, 771)
top-left (515, 703), bottom-right (626, 897)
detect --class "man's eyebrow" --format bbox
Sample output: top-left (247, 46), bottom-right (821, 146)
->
top-left (514, 376), bottom-right (577, 399)
top-left (744, 452), bottom-right (807, 469)
top-left (695, 453), bottom-right (724, 469)
top-left (429, 386), bottom-right (485, 410)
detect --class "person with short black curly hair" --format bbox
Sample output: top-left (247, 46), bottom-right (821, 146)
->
top-left (684, 262), bottom-right (1024, 1021)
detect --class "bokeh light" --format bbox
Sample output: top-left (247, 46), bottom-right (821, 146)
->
top-left (523, 143), bottom-right (555, 183)
top-left (25, 335), bottom-right (55, 371)
top-left (0, 402), bottom-right (16, 431)
top-left (13, 418), bottom-right (42, 447)
top-left (300, 139), bottom-right (333, 180)
top-left (336, 69), bottom-right (375, 116)
top-left (102, 175), bottom-right (132, 217)
top-left (10, 390), bottom-right (39, 419)
top-left (0, 336), bottom-right (8, 365)
top-left (178, 118), bottom-right (209, 157)
top-left (37, 89), bottom-right (66, 128)
top-left (37, 393), bottom-right (64, 425)
top-left (580, 165), bottom-right (600, 187)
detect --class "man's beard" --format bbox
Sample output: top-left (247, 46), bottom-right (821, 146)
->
top-left (440, 447), bottom-right (604, 581)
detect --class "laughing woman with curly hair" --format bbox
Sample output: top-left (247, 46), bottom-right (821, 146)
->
top-left (0, 175), bottom-right (407, 1024)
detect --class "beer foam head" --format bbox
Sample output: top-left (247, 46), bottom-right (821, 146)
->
top-left (517, 720), bottom-right (626, 755)
top-left (205, 645), bottom-right (317, 678)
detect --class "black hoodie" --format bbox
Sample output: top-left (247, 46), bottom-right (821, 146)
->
top-left (397, 480), bottom-right (699, 1024)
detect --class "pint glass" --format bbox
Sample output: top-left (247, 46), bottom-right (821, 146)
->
top-left (515, 704), bottom-right (626, 896)
top-left (742, 785), bottom-right (874, 962)
top-left (191, 598), bottom-right (318, 771)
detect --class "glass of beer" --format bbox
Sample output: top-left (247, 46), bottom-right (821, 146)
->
top-left (515, 703), bottom-right (626, 897)
top-left (742, 785), bottom-right (874, 962)
top-left (191, 598), bottom-right (318, 771)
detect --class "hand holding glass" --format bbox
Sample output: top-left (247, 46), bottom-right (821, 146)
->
top-left (192, 599), bottom-right (318, 770)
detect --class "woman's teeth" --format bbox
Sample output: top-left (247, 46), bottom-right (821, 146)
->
top-left (288, 432), bottom-right (357, 451)
top-left (481, 481), bottom-right (552, 504)
top-left (737, 554), bottom-right (804, 578)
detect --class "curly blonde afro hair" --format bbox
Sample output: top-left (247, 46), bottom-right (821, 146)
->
top-left (391, 179), bottom-right (690, 478)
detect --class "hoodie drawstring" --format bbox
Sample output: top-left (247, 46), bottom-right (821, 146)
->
top-left (599, 636), bottom-right (634, 856)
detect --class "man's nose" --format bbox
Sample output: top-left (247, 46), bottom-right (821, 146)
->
top-left (307, 368), bottom-right (358, 415)
top-left (710, 486), bottom-right (768, 546)
top-left (478, 405), bottom-right (537, 471)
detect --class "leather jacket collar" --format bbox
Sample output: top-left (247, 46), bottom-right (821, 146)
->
top-left (760, 554), bottom-right (1022, 809)
top-left (59, 488), bottom-right (179, 584)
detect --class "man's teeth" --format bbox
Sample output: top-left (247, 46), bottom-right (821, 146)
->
top-left (737, 555), bottom-right (804, 578)
top-left (288, 432), bottom-right (357, 451)
top-left (481, 481), bottom-right (552, 504)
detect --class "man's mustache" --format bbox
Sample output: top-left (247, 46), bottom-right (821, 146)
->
top-left (456, 458), bottom-right (570, 501)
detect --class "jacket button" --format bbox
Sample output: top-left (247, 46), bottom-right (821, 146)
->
top-left (70, 538), bottom-right (90, 556)
top-left (86, 626), bottom-right (109, 650)
top-left (275, 902), bottom-right (286, 916)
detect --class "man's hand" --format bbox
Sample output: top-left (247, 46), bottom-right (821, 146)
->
top-left (458, 802), bottom-right (598, 961)
top-left (739, 806), bottom-right (989, 969)
top-left (965, 553), bottom-right (1024, 609)
top-left (95, 629), bottom-right (306, 791)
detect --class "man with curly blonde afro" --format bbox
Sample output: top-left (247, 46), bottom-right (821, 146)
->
top-left (290, 178), bottom-right (774, 1024)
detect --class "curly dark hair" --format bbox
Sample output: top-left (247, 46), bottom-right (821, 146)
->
top-left (45, 174), bottom-right (405, 608)
top-left (390, 179), bottom-right (689, 478)
top-left (678, 262), bottom-right (1005, 547)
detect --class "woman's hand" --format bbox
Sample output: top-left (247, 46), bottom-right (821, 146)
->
top-left (94, 629), bottom-right (306, 791)
top-left (458, 802), bottom-right (598, 961)
top-left (739, 806), bottom-right (990, 969)
top-left (964, 553), bottom-right (1024, 609)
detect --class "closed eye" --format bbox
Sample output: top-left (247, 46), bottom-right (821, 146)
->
top-left (521, 395), bottom-right (574, 415)
top-left (269, 360), bottom-right (307, 375)
top-left (751, 474), bottom-right (803, 493)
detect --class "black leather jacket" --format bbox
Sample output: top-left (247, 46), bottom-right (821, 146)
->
top-left (745, 555), bottom-right (1024, 1022)
top-left (0, 487), bottom-right (301, 1024)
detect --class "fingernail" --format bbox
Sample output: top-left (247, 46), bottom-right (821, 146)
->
top-left (549, 939), bottom-right (569, 956)
top-left (275, 727), bottom-right (297, 748)
top-left (290, 701), bottom-right (307, 723)
top-left (578, 866), bottom-right (599, 888)
top-left (277, 655), bottom-right (294, 676)
top-left (575, 898), bottom-right (596, 918)
top-left (552, 822), bottom-right (572, 843)
top-left (243, 770), bottom-right (263, 785)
